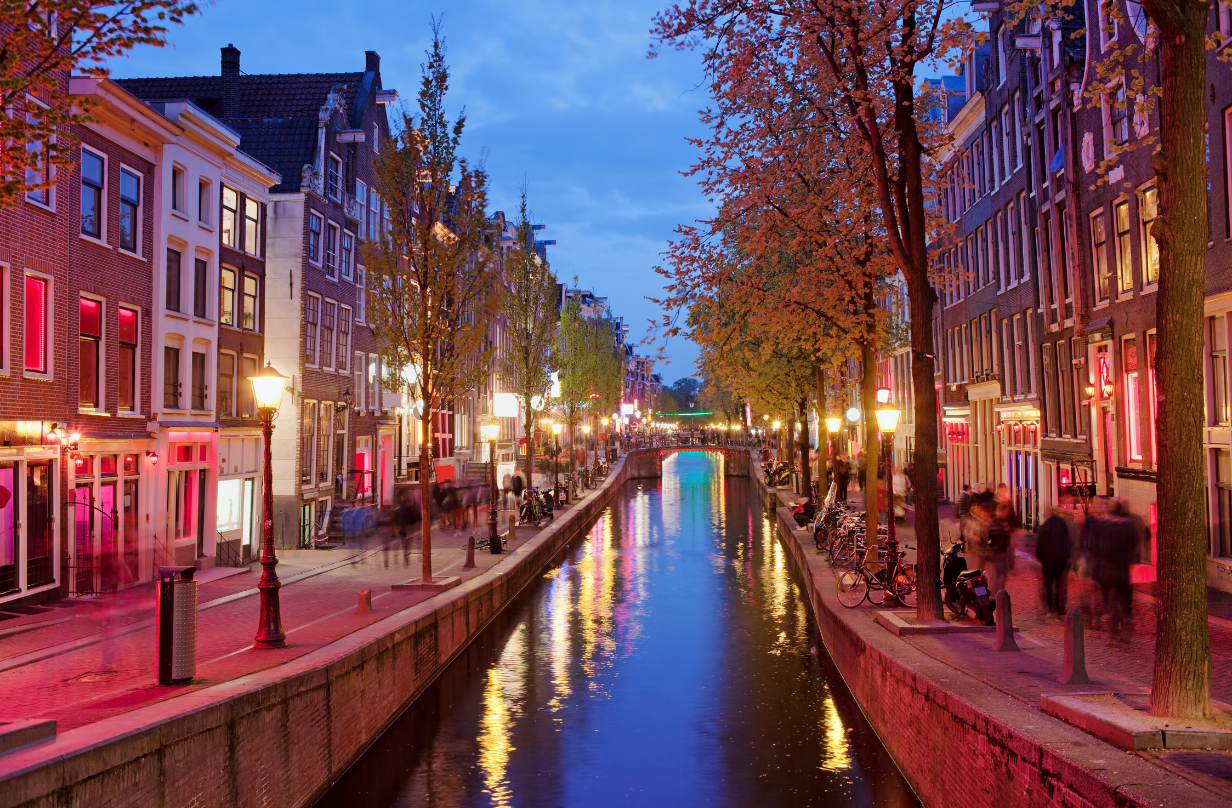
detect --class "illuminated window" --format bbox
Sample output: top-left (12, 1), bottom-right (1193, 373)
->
top-left (1124, 337), bottom-right (1142, 461)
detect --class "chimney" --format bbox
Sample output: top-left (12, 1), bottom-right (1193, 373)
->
top-left (221, 44), bottom-right (240, 119)
top-left (365, 50), bottom-right (380, 72)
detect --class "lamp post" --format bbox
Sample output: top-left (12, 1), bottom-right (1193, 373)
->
top-left (248, 362), bottom-right (289, 649)
top-left (581, 424), bottom-right (591, 486)
top-left (481, 417), bottom-right (501, 553)
top-left (600, 417), bottom-right (609, 462)
top-left (551, 422), bottom-right (563, 504)
top-left (874, 405), bottom-right (902, 559)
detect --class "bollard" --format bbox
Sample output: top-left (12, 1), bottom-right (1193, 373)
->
top-left (993, 590), bottom-right (1019, 651)
top-left (356, 589), bottom-right (373, 615)
top-left (1058, 607), bottom-right (1093, 684)
top-left (464, 535), bottom-right (476, 568)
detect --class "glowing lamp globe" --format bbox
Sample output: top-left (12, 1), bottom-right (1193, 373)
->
top-left (874, 407), bottom-right (901, 435)
top-left (481, 419), bottom-right (499, 442)
top-left (582, 424), bottom-right (591, 434)
top-left (551, 422), bottom-right (563, 436)
top-left (826, 416), bottom-right (842, 432)
top-left (772, 420), bottom-right (781, 430)
top-left (846, 407), bottom-right (860, 423)
top-left (249, 363), bottom-right (289, 411)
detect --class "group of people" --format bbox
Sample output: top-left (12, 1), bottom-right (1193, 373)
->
top-left (1034, 495), bottom-right (1145, 633)
top-left (956, 483), bottom-right (1020, 596)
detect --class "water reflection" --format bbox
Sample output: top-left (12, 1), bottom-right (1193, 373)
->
top-left (319, 453), bottom-right (920, 808)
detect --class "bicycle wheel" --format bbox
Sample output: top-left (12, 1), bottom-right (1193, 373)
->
top-left (890, 571), bottom-right (916, 608)
top-left (866, 574), bottom-right (887, 605)
top-left (836, 571), bottom-right (869, 608)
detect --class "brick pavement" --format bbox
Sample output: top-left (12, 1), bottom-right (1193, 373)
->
top-left (0, 499), bottom-right (581, 732)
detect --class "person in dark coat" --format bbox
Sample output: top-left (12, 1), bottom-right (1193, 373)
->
top-left (1096, 500), bottom-right (1137, 633)
top-left (1035, 508), bottom-right (1074, 615)
top-left (957, 484), bottom-right (973, 519)
top-left (511, 470), bottom-right (525, 504)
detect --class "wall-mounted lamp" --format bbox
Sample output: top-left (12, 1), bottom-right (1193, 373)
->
top-left (1102, 381), bottom-right (1114, 398)
top-left (145, 450), bottom-right (159, 463)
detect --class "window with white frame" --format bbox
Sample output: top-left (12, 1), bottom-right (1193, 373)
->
top-left (222, 187), bottom-right (238, 249)
top-left (1104, 81), bottom-right (1130, 148)
top-left (355, 266), bottom-right (366, 323)
top-left (327, 154), bottom-right (342, 201)
top-left (367, 192), bottom-right (380, 241)
top-left (79, 296), bottom-right (102, 408)
top-left (118, 306), bottom-right (137, 411)
top-left (341, 231), bottom-right (354, 280)
top-left (337, 306), bottom-right (351, 370)
top-left (354, 351), bottom-right (365, 410)
top-left (198, 179), bottom-right (211, 225)
top-left (171, 165), bottom-right (185, 213)
top-left (354, 180), bottom-right (367, 240)
top-left (1140, 186), bottom-right (1159, 285)
top-left (1091, 209), bottom-right (1111, 303)
top-left (119, 168), bottom-right (140, 253)
top-left (1098, 0), bottom-right (1118, 51)
top-left (305, 294), bottom-right (320, 366)
top-left (321, 300), bottom-right (336, 370)
top-left (24, 99), bottom-right (53, 208)
top-left (242, 274), bottom-right (258, 331)
top-left (325, 221), bottom-right (339, 278)
top-left (308, 211), bottom-right (323, 264)
top-left (80, 148), bottom-right (104, 239)
top-left (244, 197), bottom-right (260, 256)
top-left (218, 351), bottom-right (236, 418)
top-left (220, 267), bottom-right (237, 327)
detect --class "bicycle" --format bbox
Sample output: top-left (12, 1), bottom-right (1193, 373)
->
top-left (836, 557), bottom-right (915, 608)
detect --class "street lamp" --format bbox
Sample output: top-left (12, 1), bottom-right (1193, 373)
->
top-left (600, 417), bottom-right (609, 462)
top-left (481, 417), bottom-right (501, 553)
top-left (248, 362), bottom-right (289, 649)
top-left (581, 423), bottom-right (591, 480)
top-left (551, 422), bottom-right (563, 504)
top-left (826, 415), bottom-right (843, 490)
top-left (875, 405), bottom-right (902, 563)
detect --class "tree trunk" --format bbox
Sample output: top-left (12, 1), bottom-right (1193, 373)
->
top-left (816, 365), bottom-right (828, 489)
top-left (785, 410), bottom-right (795, 487)
top-left (419, 405), bottom-right (433, 583)
top-left (861, 341), bottom-right (879, 550)
top-left (523, 405), bottom-right (536, 491)
top-left (905, 265), bottom-right (943, 620)
top-left (798, 396), bottom-right (812, 500)
top-left (1146, 0), bottom-right (1212, 719)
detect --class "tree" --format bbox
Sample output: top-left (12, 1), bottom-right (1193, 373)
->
top-left (655, 0), bottom-right (973, 621)
top-left (365, 25), bottom-right (498, 585)
top-left (555, 281), bottom-right (596, 478)
top-left (499, 193), bottom-right (557, 488)
top-left (0, 1), bottom-right (199, 207)
top-left (669, 377), bottom-right (700, 410)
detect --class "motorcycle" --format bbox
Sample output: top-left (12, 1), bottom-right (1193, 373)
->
top-left (942, 538), bottom-right (994, 625)
top-left (519, 488), bottom-right (555, 526)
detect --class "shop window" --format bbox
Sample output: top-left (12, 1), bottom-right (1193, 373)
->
top-left (123, 453), bottom-right (138, 475)
top-left (99, 455), bottom-right (117, 476)
top-left (119, 307), bottom-right (137, 411)
top-left (79, 297), bottom-right (101, 408)
top-left (74, 454), bottom-right (93, 477)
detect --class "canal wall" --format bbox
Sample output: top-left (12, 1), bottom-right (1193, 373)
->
top-left (756, 471), bottom-right (1214, 808)
top-left (0, 450), bottom-right (675, 808)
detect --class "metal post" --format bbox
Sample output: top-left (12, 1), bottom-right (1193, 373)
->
top-left (488, 437), bottom-right (501, 553)
top-left (254, 410), bottom-right (285, 648)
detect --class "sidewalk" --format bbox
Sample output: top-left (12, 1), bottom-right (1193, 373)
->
top-left (0, 502), bottom-right (545, 733)
top-left (801, 484), bottom-right (1232, 800)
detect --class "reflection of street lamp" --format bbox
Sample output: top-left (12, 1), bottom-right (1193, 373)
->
top-left (875, 405), bottom-right (902, 561)
top-left (249, 363), bottom-right (289, 649)
top-left (551, 422), bottom-right (563, 503)
top-left (482, 417), bottom-right (501, 553)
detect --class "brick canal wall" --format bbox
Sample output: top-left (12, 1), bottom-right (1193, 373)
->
top-left (757, 471), bottom-right (1208, 808)
top-left (0, 448), bottom-right (701, 808)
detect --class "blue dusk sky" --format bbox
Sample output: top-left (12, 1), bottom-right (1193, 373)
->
top-left (105, 0), bottom-right (710, 382)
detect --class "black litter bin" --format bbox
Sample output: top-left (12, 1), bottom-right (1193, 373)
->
top-left (156, 566), bottom-right (197, 685)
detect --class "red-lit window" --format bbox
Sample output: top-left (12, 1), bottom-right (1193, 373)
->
top-left (1124, 337), bottom-right (1142, 462)
top-left (79, 297), bottom-right (102, 407)
top-left (24, 275), bottom-right (47, 374)
top-left (118, 308), bottom-right (138, 411)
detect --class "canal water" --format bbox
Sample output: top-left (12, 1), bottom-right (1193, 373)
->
top-left (318, 452), bottom-right (920, 808)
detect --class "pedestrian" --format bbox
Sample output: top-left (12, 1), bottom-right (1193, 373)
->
top-left (986, 502), bottom-right (1012, 594)
top-left (511, 469), bottom-right (525, 509)
top-left (962, 499), bottom-right (989, 574)
top-left (835, 455), bottom-right (849, 503)
top-left (892, 467), bottom-right (909, 524)
top-left (1095, 500), bottom-right (1137, 634)
top-left (502, 472), bottom-right (513, 509)
top-left (1035, 507), bottom-right (1073, 616)
top-left (957, 484), bottom-right (973, 519)
top-left (855, 452), bottom-right (866, 492)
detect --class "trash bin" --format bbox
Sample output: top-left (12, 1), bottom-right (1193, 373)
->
top-left (156, 566), bottom-right (197, 685)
